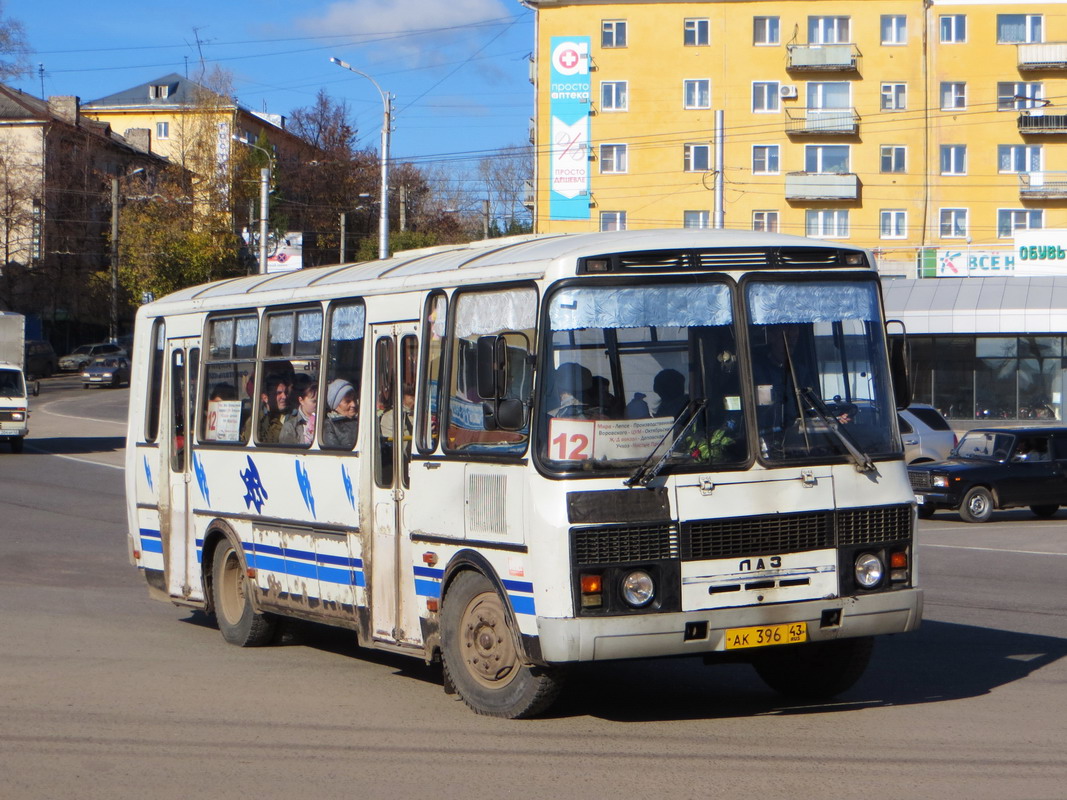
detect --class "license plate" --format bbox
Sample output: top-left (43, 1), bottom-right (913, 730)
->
top-left (724, 621), bottom-right (807, 650)
top-left (914, 494), bottom-right (925, 505)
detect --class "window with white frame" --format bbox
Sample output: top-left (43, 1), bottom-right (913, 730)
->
top-left (684, 79), bottom-right (711, 109)
top-left (684, 143), bottom-right (711, 172)
top-left (881, 15), bottom-right (906, 45)
top-left (881, 83), bottom-right (906, 111)
top-left (752, 82), bottom-right (780, 112)
top-left (753, 210), bottom-right (779, 232)
top-left (684, 18), bottom-right (710, 46)
top-left (600, 211), bottom-right (627, 231)
top-left (998, 209), bottom-right (1042, 238)
top-left (940, 145), bottom-right (967, 175)
top-left (940, 15), bottom-right (966, 44)
top-left (149, 84), bottom-right (170, 99)
top-left (808, 82), bottom-right (850, 111)
top-left (880, 210), bottom-right (907, 239)
top-left (156, 121), bottom-right (169, 139)
top-left (601, 81), bottom-right (628, 111)
top-left (752, 145), bottom-right (780, 174)
top-left (809, 16), bottom-right (850, 44)
top-left (998, 145), bottom-right (1042, 173)
top-left (754, 16), bottom-right (780, 45)
top-left (684, 210), bottom-right (710, 228)
top-left (940, 209), bottom-right (968, 239)
top-left (805, 144), bottom-right (849, 174)
top-left (880, 145), bottom-right (906, 173)
top-left (940, 82), bottom-right (966, 110)
top-left (602, 20), bottom-right (627, 48)
top-left (998, 82), bottom-right (1044, 110)
top-left (599, 144), bottom-right (628, 174)
top-left (805, 209), bottom-right (849, 238)
top-left (997, 14), bottom-right (1042, 44)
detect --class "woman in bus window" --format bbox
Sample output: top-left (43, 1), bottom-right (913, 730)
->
top-left (280, 373), bottom-right (318, 445)
top-left (323, 378), bottom-right (358, 449)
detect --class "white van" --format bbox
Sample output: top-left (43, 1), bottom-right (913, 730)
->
top-left (0, 361), bottom-right (35, 453)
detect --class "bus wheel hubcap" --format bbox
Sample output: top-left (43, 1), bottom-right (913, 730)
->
top-left (462, 593), bottom-right (519, 689)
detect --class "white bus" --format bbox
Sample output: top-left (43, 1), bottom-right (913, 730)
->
top-left (125, 229), bottom-right (922, 718)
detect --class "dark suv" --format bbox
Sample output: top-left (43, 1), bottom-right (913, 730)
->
top-left (24, 340), bottom-right (57, 379)
top-left (909, 427), bottom-right (1067, 522)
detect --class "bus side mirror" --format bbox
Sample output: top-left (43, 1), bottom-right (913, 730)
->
top-left (886, 320), bottom-right (912, 411)
top-left (476, 335), bottom-right (506, 400)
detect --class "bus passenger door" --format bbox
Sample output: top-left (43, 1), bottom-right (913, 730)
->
top-left (368, 322), bottom-right (421, 646)
top-left (161, 339), bottom-right (200, 600)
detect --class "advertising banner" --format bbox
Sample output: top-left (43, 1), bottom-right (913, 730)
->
top-left (1013, 229), bottom-right (1067, 276)
top-left (549, 36), bottom-right (590, 220)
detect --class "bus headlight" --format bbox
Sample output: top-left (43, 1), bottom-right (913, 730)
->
top-left (854, 553), bottom-right (884, 589)
top-left (621, 570), bottom-right (655, 607)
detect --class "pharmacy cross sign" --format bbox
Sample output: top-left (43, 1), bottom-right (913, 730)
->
top-left (558, 48), bottom-right (579, 70)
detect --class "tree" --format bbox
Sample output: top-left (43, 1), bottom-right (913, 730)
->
top-left (0, 2), bottom-right (29, 81)
top-left (479, 143), bottom-right (533, 237)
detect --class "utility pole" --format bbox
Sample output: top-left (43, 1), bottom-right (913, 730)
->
top-left (259, 168), bottom-right (269, 273)
top-left (713, 110), bottom-right (725, 230)
top-left (109, 177), bottom-right (119, 342)
top-left (483, 199), bottom-right (490, 239)
top-left (399, 184), bottom-right (406, 232)
top-left (339, 212), bottom-right (347, 262)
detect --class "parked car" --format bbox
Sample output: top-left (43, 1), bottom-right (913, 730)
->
top-left (23, 340), bottom-right (57, 379)
top-left (81, 355), bottom-right (131, 388)
top-left (909, 427), bottom-right (1067, 522)
top-left (898, 404), bottom-right (957, 464)
top-left (59, 342), bottom-right (125, 372)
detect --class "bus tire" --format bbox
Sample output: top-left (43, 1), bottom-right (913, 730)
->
top-left (211, 539), bottom-right (276, 647)
top-left (10, 437), bottom-right (23, 453)
top-left (1030, 504), bottom-right (1058, 518)
top-left (753, 636), bottom-right (874, 700)
top-left (959, 487), bottom-right (994, 523)
top-left (441, 570), bottom-right (563, 719)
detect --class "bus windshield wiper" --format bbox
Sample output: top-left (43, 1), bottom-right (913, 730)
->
top-left (799, 388), bottom-right (876, 473)
top-left (625, 398), bottom-right (708, 488)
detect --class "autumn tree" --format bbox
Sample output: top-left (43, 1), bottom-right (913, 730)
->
top-left (0, 1), bottom-right (29, 82)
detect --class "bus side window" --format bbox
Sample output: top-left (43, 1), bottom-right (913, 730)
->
top-left (375, 336), bottom-right (395, 487)
top-left (201, 315), bottom-right (257, 444)
top-left (418, 292), bottom-right (447, 453)
top-left (321, 301), bottom-right (365, 451)
top-left (400, 334), bottom-right (417, 486)
top-left (145, 320), bottom-right (165, 442)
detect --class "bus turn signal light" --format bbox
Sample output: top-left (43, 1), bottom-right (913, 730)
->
top-left (580, 573), bottom-right (602, 608)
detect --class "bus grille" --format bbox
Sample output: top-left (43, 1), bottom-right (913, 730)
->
top-left (571, 524), bottom-right (679, 566)
top-left (838, 504), bottom-right (913, 545)
top-left (909, 471), bottom-right (932, 490)
top-left (683, 511), bottom-right (833, 560)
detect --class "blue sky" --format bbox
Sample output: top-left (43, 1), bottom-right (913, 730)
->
top-left (11, 0), bottom-right (535, 172)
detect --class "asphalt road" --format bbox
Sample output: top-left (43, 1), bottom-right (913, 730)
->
top-left (1, 376), bottom-right (1065, 799)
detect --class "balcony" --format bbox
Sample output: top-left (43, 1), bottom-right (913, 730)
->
top-left (1019, 171), bottom-right (1067, 198)
top-left (785, 108), bottom-right (860, 135)
top-left (786, 43), bottom-right (861, 72)
top-left (785, 172), bottom-right (859, 201)
top-left (1018, 42), bottom-right (1067, 71)
top-left (1018, 111), bottom-right (1067, 134)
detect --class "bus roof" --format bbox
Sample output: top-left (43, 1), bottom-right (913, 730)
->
top-left (142, 229), bottom-right (870, 314)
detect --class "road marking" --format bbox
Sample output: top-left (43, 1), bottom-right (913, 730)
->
top-left (24, 444), bottom-right (124, 471)
top-left (37, 405), bottom-right (126, 427)
top-left (921, 543), bottom-right (1067, 557)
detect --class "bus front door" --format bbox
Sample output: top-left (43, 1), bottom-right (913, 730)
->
top-left (368, 323), bottom-right (421, 647)
top-left (161, 339), bottom-right (200, 601)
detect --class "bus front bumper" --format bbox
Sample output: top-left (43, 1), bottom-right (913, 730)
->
top-left (534, 588), bottom-right (923, 663)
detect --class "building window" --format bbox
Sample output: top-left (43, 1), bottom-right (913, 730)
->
top-left (156, 121), bottom-right (169, 140)
top-left (940, 15), bottom-right (966, 44)
top-left (684, 79), bottom-right (711, 109)
top-left (807, 82), bottom-right (850, 111)
top-left (602, 20), bottom-right (627, 48)
top-left (998, 209), bottom-right (1043, 238)
top-left (998, 82), bottom-right (1044, 110)
top-left (805, 209), bottom-right (849, 238)
top-left (684, 143), bottom-right (711, 172)
top-left (148, 84), bottom-right (170, 99)
top-left (998, 145), bottom-right (1042, 173)
top-left (881, 145), bottom-right (906, 173)
top-left (997, 14), bottom-right (1042, 44)
top-left (754, 16), bottom-right (779, 45)
top-left (809, 16), bottom-right (850, 44)
top-left (752, 82), bottom-right (780, 112)
top-left (601, 81), bottom-right (628, 111)
top-left (600, 211), bottom-right (626, 231)
top-left (940, 82), bottom-right (966, 110)
top-left (940, 209), bottom-right (969, 239)
top-left (880, 210), bottom-right (907, 239)
top-left (684, 18), bottom-right (710, 46)
top-left (684, 210), bottom-right (710, 228)
top-left (752, 145), bottom-right (780, 174)
top-left (600, 144), bottom-right (628, 174)
top-left (805, 144), bottom-right (849, 174)
top-left (753, 211), bottom-right (779, 232)
top-left (880, 83), bottom-right (906, 111)
top-left (940, 145), bottom-right (967, 176)
top-left (881, 15), bottom-right (906, 45)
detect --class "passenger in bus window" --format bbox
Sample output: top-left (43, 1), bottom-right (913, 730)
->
top-left (549, 362), bottom-right (605, 419)
top-left (280, 373), bottom-right (318, 445)
top-left (257, 372), bottom-right (290, 443)
top-left (653, 368), bottom-right (689, 419)
top-left (323, 378), bottom-right (358, 449)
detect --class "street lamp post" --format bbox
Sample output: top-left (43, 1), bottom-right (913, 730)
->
top-left (233, 136), bottom-right (273, 274)
top-left (330, 56), bottom-right (392, 260)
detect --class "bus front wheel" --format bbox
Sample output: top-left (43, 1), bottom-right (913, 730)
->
top-left (753, 636), bottom-right (874, 700)
top-left (211, 539), bottom-right (276, 647)
top-left (441, 571), bottom-right (563, 718)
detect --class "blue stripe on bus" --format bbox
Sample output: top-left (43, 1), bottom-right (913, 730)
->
top-left (509, 594), bottom-right (536, 616)
top-left (412, 567), bottom-right (536, 616)
top-left (502, 578), bottom-right (534, 594)
top-left (139, 528), bottom-right (163, 554)
top-left (414, 565), bottom-right (444, 579)
top-left (415, 578), bottom-right (442, 598)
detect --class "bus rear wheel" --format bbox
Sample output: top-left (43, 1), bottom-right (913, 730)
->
top-left (753, 636), bottom-right (874, 700)
top-left (211, 539), bottom-right (276, 646)
top-left (441, 571), bottom-right (564, 718)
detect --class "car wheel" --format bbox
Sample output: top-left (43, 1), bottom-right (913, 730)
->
top-left (917, 505), bottom-right (935, 519)
top-left (1030, 504), bottom-right (1058, 518)
top-left (959, 487), bottom-right (994, 523)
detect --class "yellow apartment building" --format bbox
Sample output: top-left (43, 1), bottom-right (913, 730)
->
top-left (525, 0), bottom-right (1067, 275)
